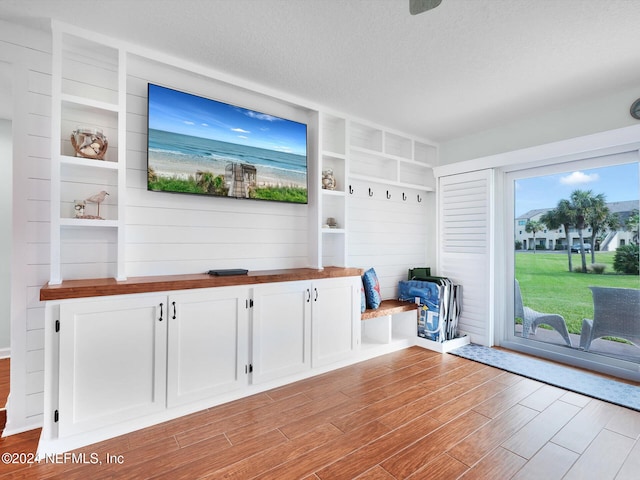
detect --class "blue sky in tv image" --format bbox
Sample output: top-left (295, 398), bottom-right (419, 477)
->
top-left (147, 84), bottom-right (307, 157)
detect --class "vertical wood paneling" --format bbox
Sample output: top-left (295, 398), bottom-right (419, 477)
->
top-left (438, 170), bottom-right (493, 345)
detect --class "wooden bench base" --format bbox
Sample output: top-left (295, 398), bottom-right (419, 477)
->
top-left (361, 299), bottom-right (418, 320)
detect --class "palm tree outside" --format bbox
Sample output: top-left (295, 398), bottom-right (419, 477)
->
top-left (523, 191), bottom-right (630, 273)
top-left (525, 220), bottom-right (544, 254)
top-left (513, 164), bottom-right (638, 367)
top-left (626, 209), bottom-right (639, 244)
top-left (586, 193), bottom-right (620, 264)
top-left (569, 189), bottom-right (596, 272)
top-left (540, 199), bottom-right (575, 272)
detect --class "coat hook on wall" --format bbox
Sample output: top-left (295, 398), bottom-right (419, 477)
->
top-left (369, 188), bottom-right (374, 197)
top-left (349, 185), bottom-right (354, 194)
top-left (417, 194), bottom-right (422, 203)
top-left (402, 192), bottom-right (407, 201)
top-left (386, 190), bottom-right (391, 199)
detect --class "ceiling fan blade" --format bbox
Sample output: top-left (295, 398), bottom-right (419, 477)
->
top-left (410, 0), bottom-right (443, 15)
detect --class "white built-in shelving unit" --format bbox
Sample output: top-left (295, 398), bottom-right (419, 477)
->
top-left (350, 121), bottom-right (436, 190)
top-left (317, 114), bottom-right (437, 269)
top-left (40, 21), bottom-right (443, 455)
top-left (48, 22), bottom-right (437, 282)
top-left (318, 112), bottom-right (348, 268)
top-left (50, 22), bottom-right (127, 283)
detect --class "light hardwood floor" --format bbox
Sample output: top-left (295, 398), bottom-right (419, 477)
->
top-left (1, 347), bottom-right (639, 479)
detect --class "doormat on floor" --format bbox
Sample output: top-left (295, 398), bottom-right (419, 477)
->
top-left (449, 343), bottom-right (640, 412)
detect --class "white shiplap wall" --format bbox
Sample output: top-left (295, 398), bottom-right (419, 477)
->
top-left (2, 20), bottom-right (53, 434)
top-left (22, 68), bottom-right (53, 424)
top-left (124, 56), bottom-right (313, 276)
top-left (0, 117), bottom-right (11, 356)
top-left (348, 178), bottom-right (433, 300)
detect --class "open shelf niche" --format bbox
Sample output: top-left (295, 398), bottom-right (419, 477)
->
top-left (318, 112), bottom-right (348, 267)
top-left (349, 120), bottom-right (437, 191)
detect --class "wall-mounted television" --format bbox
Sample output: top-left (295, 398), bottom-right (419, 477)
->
top-left (147, 83), bottom-right (308, 204)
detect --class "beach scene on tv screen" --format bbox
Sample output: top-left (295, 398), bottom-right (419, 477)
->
top-left (147, 84), bottom-right (308, 204)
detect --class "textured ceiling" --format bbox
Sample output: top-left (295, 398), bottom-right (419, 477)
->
top-left (2, 0), bottom-right (640, 142)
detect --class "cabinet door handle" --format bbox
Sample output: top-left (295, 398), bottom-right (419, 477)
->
top-left (306, 288), bottom-right (311, 303)
top-left (159, 303), bottom-right (163, 321)
top-left (172, 301), bottom-right (176, 319)
top-left (314, 288), bottom-right (318, 302)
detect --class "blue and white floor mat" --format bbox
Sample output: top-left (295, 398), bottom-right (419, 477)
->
top-left (449, 343), bottom-right (640, 411)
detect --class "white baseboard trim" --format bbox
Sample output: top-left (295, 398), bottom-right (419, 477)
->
top-left (0, 348), bottom-right (10, 359)
top-left (415, 334), bottom-right (470, 353)
top-left (2, 415), bottom-right (43, 438)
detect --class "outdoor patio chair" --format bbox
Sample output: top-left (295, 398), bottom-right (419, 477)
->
top-left (515, 280), bottom-right (572, 347)
top-left (579, 286), bottom-right (640, 352)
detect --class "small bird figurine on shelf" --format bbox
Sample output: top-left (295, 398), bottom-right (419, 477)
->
top-left (84, 190), bottom-right (109, 219)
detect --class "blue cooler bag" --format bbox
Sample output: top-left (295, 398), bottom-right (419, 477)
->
top-left (398, 280), bottom-right (442, 341)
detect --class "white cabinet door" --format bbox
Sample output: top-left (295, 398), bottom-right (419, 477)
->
top-left (311, 277), bottom-right (360, 367)
top-left (251, 281), bottom-right (311, 384)
top-left (58, 295), bottom-right (167, 437)
top-left (167, 287), bottom-right (250, 407)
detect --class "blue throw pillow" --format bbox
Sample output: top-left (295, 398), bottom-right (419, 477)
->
top-left (362, 268), bottom-right (382, 309)
top-left (360, 278), bottom-right (367, 313)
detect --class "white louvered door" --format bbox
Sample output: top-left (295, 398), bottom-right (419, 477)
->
top-left (438, 170), bottom-right (494, 346)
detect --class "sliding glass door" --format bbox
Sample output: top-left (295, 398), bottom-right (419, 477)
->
top-left (504, 153), bottom-right (640, 380)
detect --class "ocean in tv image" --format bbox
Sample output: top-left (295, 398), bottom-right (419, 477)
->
top-left (147, 84), bottom-right (308, 204)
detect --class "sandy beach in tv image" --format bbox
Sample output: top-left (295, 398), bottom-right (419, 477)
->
top-left (147, 84), bottom-right (308, 203)
top-left (148, 129), bottom-right (307, 187)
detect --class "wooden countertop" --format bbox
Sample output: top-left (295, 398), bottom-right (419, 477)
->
top-left (40, 267), bottom-right (363, 301)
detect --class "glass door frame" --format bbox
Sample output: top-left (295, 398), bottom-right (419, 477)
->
top-left (500, 151), bottom-right (640, 382)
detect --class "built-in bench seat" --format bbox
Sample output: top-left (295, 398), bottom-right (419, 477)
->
top-left (361, 299), bottom-right (418, 320)
top-left (360, 297), bottom-right (470, 354)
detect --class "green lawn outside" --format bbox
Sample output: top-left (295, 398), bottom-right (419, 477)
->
top-left (515, 251), bottom-right (640, 334)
